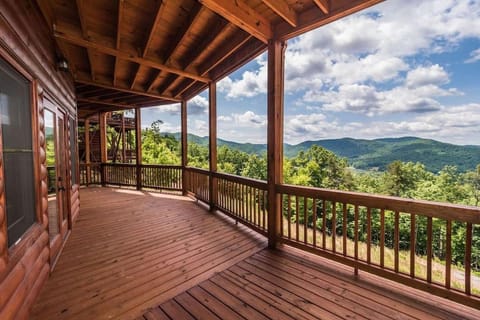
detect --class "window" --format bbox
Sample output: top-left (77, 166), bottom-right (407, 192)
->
top-left (0, 58), bottom-right (36, 247)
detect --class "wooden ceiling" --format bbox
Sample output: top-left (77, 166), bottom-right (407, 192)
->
top-left (36, 0), bottom-right (383, 119)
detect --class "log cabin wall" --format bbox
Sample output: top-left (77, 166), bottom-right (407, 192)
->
top-left (0, 1), bottom-right (77, 319)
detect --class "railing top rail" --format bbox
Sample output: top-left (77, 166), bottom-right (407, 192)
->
top-left (277, 183), bottom-right (480, 224)
top-left (213, 171), bottom-right (268, 190)
top-left (185, 166), bottom-right (209, 174)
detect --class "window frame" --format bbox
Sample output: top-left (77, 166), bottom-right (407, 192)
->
top-left (0, 48), bottom-right (42, 254)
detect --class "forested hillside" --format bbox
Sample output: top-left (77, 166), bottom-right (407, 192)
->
top-left (169, 133), bottom-right (480, 173)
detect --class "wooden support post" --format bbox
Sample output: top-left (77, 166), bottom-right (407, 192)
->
top-left (121, 112), bottom-right (126, 163)
top-left (99, 112), bottom-right (107, 186)
top-left (181, 100), bottom-right (188, 195)
top-left (209, 82), bottom-right (217, 211)
top-left (267, 39), bottom-right (286, 249)
top-left (84, 117), bottom-right (91, 186)
top-left (135, 108), bottom-right (142, 190)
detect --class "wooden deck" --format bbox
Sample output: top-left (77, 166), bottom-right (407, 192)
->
top-left (32, 188), bottom-right (480, 320)
top-left (31, 188), bottom-right (266, 319)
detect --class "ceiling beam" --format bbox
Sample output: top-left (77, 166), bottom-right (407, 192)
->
top-left (199, 0), bottom-right (272, 43)
top-left (142, 0), bottom-right (166, 58)
top-left (54, 27), bottom-right (210, 83)
top-left (162, 4), bottom-right (204, 65)
top-left (276, 0), bottom-right (384, 41)
top-left (113, 0), bottom-right (125, 86)
top-left (262, 0), bottom-right (297, 27)
top-left (313, 0), bottom-right (330, 14)
top-left (181, 19), bottom-right (229, 72)
top-left (198, 32), bottom-right (252, 76)
top-left (77, 97), bottom-right (136, 109)
top-left (146, 70), bottom-right (162, 92)
top-left (173, 79), bottom-right (197, 99)
top-left (75, 0), bottom-right (96, 81)
top-left (75, 74), bottom-right (181, 102)
top-left (130, 64), bottom-right (142, 89)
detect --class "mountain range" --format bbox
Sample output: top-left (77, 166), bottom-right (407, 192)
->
top-left (170, 133), bottom-right (480, 173)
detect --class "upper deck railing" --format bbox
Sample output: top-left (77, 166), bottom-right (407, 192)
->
top-left (79, 163), bottom-right (480, 309)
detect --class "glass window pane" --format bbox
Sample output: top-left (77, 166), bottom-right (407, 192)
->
top-left (0, 58), bottom-right (36, 247)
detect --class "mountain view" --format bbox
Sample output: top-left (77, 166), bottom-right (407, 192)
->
top-left (171, 133), bottom-right (480, 173)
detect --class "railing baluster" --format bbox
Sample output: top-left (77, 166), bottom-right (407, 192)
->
top-left (295, 195), bottom-right (300, 242)
top-left (332, 201), bottom-right (336, 253)
top-left (367, 207), bottom-right (371, 264)
top-left (465, 222), bottom-right (472, 295)
top-left (395, 211), bottom-right (400, 273)
top-left (304, 196), bottom-right (308, 244)
top-left (354, 205), bottom-right (359, 275)
top-left (343, 203), bottom-right (347, 256)
top-left (380, 209), bottom-right (385, 268)
top-left (322, 199), bottom-right (326, 249)
top-left (410, 213), bottom-right (416, 278)
top-left (287, 194), bottom-right (292, 239)
top-left (446, 220), bottom-right (452, 289)
top-left (312, 198), bottom-right (317, 247)
top-left (427, 216), bottom-right (433, 283)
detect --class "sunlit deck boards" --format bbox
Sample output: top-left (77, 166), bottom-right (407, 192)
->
top-left (31, 187), bottom-right (266, 319)
top-left (141, 247), bottom-right (480, 320)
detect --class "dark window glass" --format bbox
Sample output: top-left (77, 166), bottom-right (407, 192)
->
top-left (0, 58), bottom-right (36, 247)
top-left (70, 118), bottom-right (78, 185)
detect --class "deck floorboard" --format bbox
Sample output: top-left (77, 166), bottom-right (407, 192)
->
top-left (32, 187), bottom-right (480, 320)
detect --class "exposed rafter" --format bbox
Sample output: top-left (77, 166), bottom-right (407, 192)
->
top-left (54, 27), bottom-right (210, 83)
top-left (130, 64), bottom-right (142, 89)
top-left (162, 4), bottom-right (204, 65)
top-left (262, 0), bottom-right (297, 27)
top-left (313, 0), bottom-right (330, 14)
top-left (77, 97), bottom-right (136, 109)
top-left (75, 0), bottom-right (95, 80)
top-left (276, 0), bottom-right (384, 41)
top-left (199, 0), bottom-right (272, 43)
top-left (181, 20), bottom-right (229, 72)
top-left (173, 79), bottom-right (197, 99)
top-left (198, 32), bottom-right (252, 76)
top-left (75, 75), bottom-right (181, 102)
top-left (146, 70), bottom-right (162, 92)
top-left (113, 0), bottom-right (125, 87)
top-left (142, 0), bottom-right (166, 58)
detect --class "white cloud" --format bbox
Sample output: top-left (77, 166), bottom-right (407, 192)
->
top-left (282, 103), bottom-right (480, 145)
top-left (160, 104), bottom-right (181, 115)
top-left (218, 58), bottom-right (267, 99)
top-left (405, 65), bottom-right (449, 88)
top-left (465, 48), bottom-right (480, 63)
top-left (188, 95), bottom-right (208, 115)
top-left (233, 111), bottom-right (266, 127)
top-left (189, 119), bottom-right (208, 137)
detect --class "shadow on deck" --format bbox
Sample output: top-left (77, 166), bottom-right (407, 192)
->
top-left (32, 188), bottom-right (480, 320)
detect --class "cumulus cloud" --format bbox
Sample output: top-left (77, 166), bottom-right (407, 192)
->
top-left (218, 58), bottom-right (267, 99)
top-left (280, 104), bottom-right (480, 145)
top-left (188, 95), bottom-right (208, 115)
top-left (465, 48), bottom-right (480, 63)
top-left (405, 65), bottom-right (449, 88)
top-left (233, 111), bottom-right (266, 126)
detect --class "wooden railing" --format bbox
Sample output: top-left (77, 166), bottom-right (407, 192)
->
top-left (79, 163), bottom-right (102, 185)
top-left (141, 165), bottom-right (182, 190)
top-left (214, 172), bottom-right (268, 235)
top-left (103, 163), bottom-right (137, 186)
top-left (277, 183), bottom-right (480, 308)
top-left (81, 163), bottom-right (182, 191)
top-left (184, 167), bottom-right (210, 203)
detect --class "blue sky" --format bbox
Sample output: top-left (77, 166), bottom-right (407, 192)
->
top-left (142, 0), bottom-right (480, 145)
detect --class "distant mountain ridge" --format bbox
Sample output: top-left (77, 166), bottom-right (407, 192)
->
top-left (167, 133), bottom-right (480, 173)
